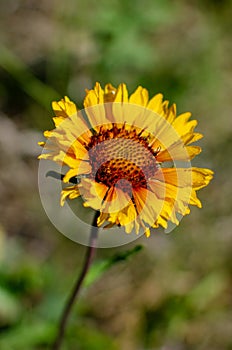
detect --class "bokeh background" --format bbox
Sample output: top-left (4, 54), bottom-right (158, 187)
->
top-left (0, 0), bottom-right (231, 349)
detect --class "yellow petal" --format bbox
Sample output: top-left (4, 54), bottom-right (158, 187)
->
top-left (84, 82), bottom-right (105, 107)
top-left (132, 188), bottom-right (162, 226)
top-left (106, 200), bottom-right (137, 234)
top-left (166, 103), bottom-right (176, 124)
top-left (63, 152), bottom-right (87, 168)
top-left (154, 168), bottom-right (191, 188)
top-left (83, 83), bottom-right (109, 129)
top-left (157, 144), bottom-right (201, 162)
top-left (71, 140), bottom-right (89, 159)
top-left (81, 179), bottom-right (109, 210)
top-left (153, 216), bottom-right (168, 229)
top-left (53, 117), bottom-right (66, 127)
top-left (52, 96), bottom-right (77, 120)
top-left (114, 83), bottom-right (129, 103)
top-left (129, 86), bottom-right (149, 106)
top-left (97, 212), bottom-right (109, 226)
top-left (104, 83), bottom-right (117, 102)
top-left (172, 112), bottom-right (191, 126)
top-left (183, 132), bottom-right (203, 145)
top-left (154, 167), bottom-right (213, 190)
top-left (144, 227), bottom-right (151, 237)
top-left (191, 167), bottom-right (214, 190)
top-left (149, 179), bottom-right (191, 217)
top-left (147, 93), bottom-right (164, 114)
top-left (189, 189), bottom-right (202, 208)
top-left (60, 185), bottom-right (80, 206)
top-left (103, 187), bottom-right (131, 214)
top-left (63, 163), bottom-right (91, 183)
top-left (173, 119), bottom-right (198, 139)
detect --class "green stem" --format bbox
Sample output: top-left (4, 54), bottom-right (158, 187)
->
top-left (51, 212), bottom-right (99, 350)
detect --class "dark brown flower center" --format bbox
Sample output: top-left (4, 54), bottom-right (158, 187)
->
top-left (87, 124), bottom-right (158, 192)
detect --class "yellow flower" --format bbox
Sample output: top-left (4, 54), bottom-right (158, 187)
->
top-left (39, 83), bottom-right (213, 237)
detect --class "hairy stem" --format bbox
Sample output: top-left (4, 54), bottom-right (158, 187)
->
top-left (51, 212), bottom-right (99, 350)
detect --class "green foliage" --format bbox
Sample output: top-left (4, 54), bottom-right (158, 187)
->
top-left (0, 45), bottom-right (60, 111)
top-left (140, 271), bottom-right (229, 348)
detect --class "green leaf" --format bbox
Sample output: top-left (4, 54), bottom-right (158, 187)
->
top-left (187, 271), bottom-right (228, 311)
top-left (0, 320), bottom-right (55, 350)
top-left (85, 245), bottom-right (143, 287)
top-left (0, 287), bottom-right (21, 326)
top-left (68, 324), bottom-right (118, 350)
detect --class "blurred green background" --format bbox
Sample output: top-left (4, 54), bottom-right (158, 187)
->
top-left (0, 0), bottom-right (231, 349)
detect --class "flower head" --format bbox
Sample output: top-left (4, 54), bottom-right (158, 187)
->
top-left (39, 83), bottom-right (213, 237)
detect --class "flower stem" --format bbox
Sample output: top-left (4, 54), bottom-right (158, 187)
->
top-left (51, 212), bottom-right (99, 350)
